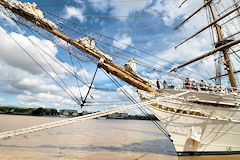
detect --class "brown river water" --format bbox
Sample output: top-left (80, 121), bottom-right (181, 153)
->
top-left (0, 114), bottom-right (239, 160)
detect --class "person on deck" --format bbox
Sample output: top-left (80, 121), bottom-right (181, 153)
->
top-left (156, 79), bottom-right (160, 90)
top-left (163, 80), bottom-right (168, 89)
top-left (200, 80), bottom-right (207, 91)
top-left (208, 83), bottom-right (214, 92)
top-left (185, 78), bottom-right (191, 89)
top-left (215, 83), bottom-right (221, 92)
top-left (192, 80), bottom-right (197, 91)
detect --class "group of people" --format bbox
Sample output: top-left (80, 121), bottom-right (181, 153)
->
top-left (156, 79), bottom-right (167, 90)
top-left (156, 78), bottom-right (234, 94)
top-left (156, 79), bottom-right (174, 90)
top-left (184, 78), bottom-right (224, 93)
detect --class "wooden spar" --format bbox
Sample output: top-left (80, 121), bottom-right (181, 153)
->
top-left (210, 70), bottom-right (240, 80)
top-left (209, 3), bottom-right (237, 88)
top-left (215, 48), bottom-right (240, 60)
top-left (171, 38), bottom-right (240, 72)
top-left (174, 0), bottom-right (212, 30)
top-left (175, 4), bottom-right (240, 49)
top-left (0, 0), bottom-right (158, 93)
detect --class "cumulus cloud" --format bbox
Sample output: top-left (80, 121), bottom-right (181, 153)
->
top-left (146, 0), bottom-right (204, 26)
top-left (89, 0), bottom-right (152, 20)
top-left (116, 85), bottom-right (140, 101)
top-left (158, 37), bottom-right (209, 64)
top-left (113, 34), bottom-right (132, 49)
top-left (77, 69), bottom-right (91, 80)
top-left (0, 24), bottom-right (109, 108)
top-left (109, 0), bottom-right (152, 20)
top-left (0, 26), bottom-right (86, 108)
top-left (145, 0), bottom-right (216, 82)
top-left (64, 6), bottom-right (85, 22)
top-left (88, 0), bottom-right (109, 12)
top-left (0, 27), bottom-right (71, 77)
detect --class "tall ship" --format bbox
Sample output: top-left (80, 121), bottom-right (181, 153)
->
top-left (0, 0), bottom-right (240, 156)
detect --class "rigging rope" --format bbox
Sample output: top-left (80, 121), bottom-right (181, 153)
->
top-left (101, 68), bottom-right (172, 141)
top-left (41, 10), bottom-right (214, 81)
top-left (69, 50), bottom-right (84, 102)
top-left (42, 10), bottom-right (177, 65)
top-left (82, 64), bottom-right (99, 107)
top-left (72, 49), bottom-right (90, 84)
top-left (1, 25), bottom-right (81, 105)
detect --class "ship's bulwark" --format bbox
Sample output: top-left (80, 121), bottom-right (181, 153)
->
top-left (139, 89), bottom-right (240, 155)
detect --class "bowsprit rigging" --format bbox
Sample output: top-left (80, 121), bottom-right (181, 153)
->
top-left (0, 0), bottom-right (159, 93)
top-left (0, 0), bottom-right (174, 141)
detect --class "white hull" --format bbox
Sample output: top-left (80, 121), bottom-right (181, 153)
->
top-left (139, 89), bottom-right (240, 155)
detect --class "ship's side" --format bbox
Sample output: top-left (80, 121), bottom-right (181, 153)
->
top-left (139, 89), bottom-right (240, 155)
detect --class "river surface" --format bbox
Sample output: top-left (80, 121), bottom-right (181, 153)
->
top-left (0, 115), bottom-right (239, 160)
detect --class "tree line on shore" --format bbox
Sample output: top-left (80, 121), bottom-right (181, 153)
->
top-left (0, 106), bottom-right (158, 120)
top-left (0, 106), bottom-right (57, 116)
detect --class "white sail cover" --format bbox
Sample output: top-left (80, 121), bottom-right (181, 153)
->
top-left (15, 1), bottom-right (58, 30)
top-left (124, 58), bottom-right (137, 75)
top-left (76, 36), bottom-right (112, 61)
top-left (124, 58), bottom-right (149, 83)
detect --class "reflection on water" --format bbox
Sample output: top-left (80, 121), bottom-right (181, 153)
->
top-left (0, 115), bottom-right (239, 160)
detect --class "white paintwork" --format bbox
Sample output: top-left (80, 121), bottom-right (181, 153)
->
top-left (139, 89), bottom-right (240, 153)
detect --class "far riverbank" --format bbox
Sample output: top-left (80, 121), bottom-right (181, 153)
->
top-left (0, 106), bottom-right (159, 120)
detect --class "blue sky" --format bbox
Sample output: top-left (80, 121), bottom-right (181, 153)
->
top-left (0, 0), bottom-right (239, 114)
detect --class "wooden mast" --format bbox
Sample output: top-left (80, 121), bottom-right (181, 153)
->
top-left (0, 0), bottom-right (158, 93)
top-left (172, 0), bottom-right (239, 88)
top-left (208, 2), bottom-right (237, 88)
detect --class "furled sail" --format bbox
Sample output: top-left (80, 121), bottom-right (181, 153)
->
top-left (76, 36), bottom-right (112, 61)
top-left (124, 59), bottom-right (149, 84)
top-left (15, 1), bottom-right (57, 30)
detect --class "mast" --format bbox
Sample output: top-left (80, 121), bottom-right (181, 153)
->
top-left (0, 0), bottom-right (158, 93)
top-left (208, 2), bottom-right (237, 88)
top-left (172, 0), bottom-right (239, 88)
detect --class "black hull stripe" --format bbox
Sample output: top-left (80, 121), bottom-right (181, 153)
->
top-left (178, 151), bottom-right (240, 156)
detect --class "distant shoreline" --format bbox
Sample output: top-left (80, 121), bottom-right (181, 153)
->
top-left (0, 105), bottom-right (159, 121)
top-left (0, 112), bottom-right (159, 121)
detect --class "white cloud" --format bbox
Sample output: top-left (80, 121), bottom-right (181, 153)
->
top-left (113, 34), bottom-right (132, 49)
top-left (158, 36), bottom-right (209, 64)
top-left (147, 0), bottom-right (204, 26)
top-left (0, 27), bottom-right (71, 77)
top-left (77, 69), bottom-right (91, 80)
top-left (109, 0), bottom-right (152, 20)
top-left (146, 0), bottom-right (215, 82)
top-left (74, 0), bottom-right (84, 3)
top-left (64, 6), bottom-right (85, 22)
top-left (19, 101), bottom-right (45, 108)
top-left (89, 0), bottom-right (152, 20)
top-left (0, 26), bottom-right (122, 109)
top-left (0, 98), bottom-right (5, 102)
top-left (0, 26), bottom-right (84, 108)
top-left (116, 85), bottom-right (140, 101)
top-left (88, 0), bottom-right (109, 12)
